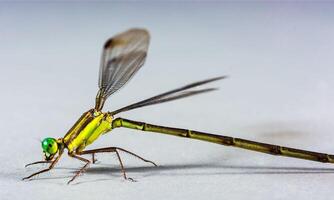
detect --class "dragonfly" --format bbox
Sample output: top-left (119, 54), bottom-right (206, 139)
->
top-left (24, 28), bottom-right (334, 184)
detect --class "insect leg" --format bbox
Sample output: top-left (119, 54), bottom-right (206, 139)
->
top-left (67, 153), bottom-right (90, 184)
top-left (78, 147), bottom-right (156, 181)
top-left (23, 149), bottom-right (63, 181)
top-left (81, 147), bottom-right (156, 166)
top-left (92, 153), bottom-right (97, 164)
top-left (25, 160), bottom-right (52, 167)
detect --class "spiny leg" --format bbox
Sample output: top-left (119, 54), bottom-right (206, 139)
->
top-left (23, 150), bottom-right (63, 181)
top-left (78, 147), bottom-right (157, 181)
top-left (79, 147), bottom-right (130, 181)
top-left (116, 147), bottom-right (157, 167)
top-left (92, 153), bottom-right (97, 164)
top-left (81, 147), bottom-right (157, 167)
top-left (67, 153), bottom-right (90, 184)
top-left (115, 149), bottom-right (131, 181)
top-left (25, 160), bottom-right (52, 168)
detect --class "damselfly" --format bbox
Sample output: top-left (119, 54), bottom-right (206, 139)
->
top-left (23, 28), bottom-right (334, 184)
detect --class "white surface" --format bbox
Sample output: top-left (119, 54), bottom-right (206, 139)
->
top-left (1, 2), bottom-right (334, 200)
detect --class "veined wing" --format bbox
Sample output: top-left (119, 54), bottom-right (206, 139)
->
top-left (95, 28), bottom-right (150, 110)
top-left (110, 76), bottom-right (227, 115)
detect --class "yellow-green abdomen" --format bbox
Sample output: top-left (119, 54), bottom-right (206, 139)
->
top-left (64, 110), bottom-right (112, 153)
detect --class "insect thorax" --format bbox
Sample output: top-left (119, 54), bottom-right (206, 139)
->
top-left (63, 109), bottom-right (113, 153)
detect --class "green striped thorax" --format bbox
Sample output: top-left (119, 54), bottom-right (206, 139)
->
top-left (41, 138), bottom-right (59, 160)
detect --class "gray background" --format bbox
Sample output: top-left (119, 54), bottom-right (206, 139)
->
top-left (1, 2), bottom-right (334, 200)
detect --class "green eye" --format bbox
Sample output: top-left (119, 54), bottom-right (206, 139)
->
top-left (41, 138), bottom-right (58, 155)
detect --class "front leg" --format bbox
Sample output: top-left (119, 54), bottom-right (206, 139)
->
top-left (25, 160), bottom-right (52, 167)
top-left (23, 150), bottom-right (63, 181)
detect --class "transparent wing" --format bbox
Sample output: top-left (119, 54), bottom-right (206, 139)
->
top-left (110, 76), bottom-right (227, 115)
top-left (95, 28), bottom-right (150, 110)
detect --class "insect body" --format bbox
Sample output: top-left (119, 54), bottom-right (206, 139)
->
top-left (63, 110), bottom-right (111, 153)
top-left (24, 28), bottom-right (334, 184)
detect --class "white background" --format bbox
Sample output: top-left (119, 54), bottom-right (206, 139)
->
top-left (1, 2), bottom-right (334, 200)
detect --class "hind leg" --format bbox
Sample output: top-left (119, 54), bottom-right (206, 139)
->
top-left (78, 147), bottom-right (157, 180)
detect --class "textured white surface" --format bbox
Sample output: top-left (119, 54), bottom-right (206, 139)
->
top-left (1, 2), bottom-right (334, 200)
